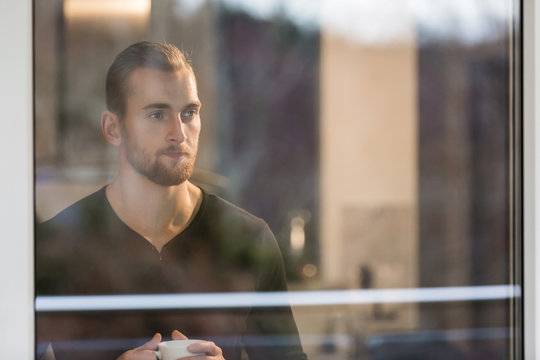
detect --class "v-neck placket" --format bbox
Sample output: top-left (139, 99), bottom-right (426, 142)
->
top-left (103, 186), bottom-right (209, 261)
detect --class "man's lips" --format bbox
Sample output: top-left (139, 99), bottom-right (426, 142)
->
top-left (159, 145), bottom-right (190, 159)
top-left (163, 151), bottom-right (188, 159)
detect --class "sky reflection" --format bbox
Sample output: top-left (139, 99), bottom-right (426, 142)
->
top-left (206, 0), bottom-right (512, 44)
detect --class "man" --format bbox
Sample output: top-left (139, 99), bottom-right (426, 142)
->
top-left (36, 41), bottom-right (307, 360)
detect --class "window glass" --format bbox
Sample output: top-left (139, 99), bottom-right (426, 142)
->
top-left (34, 0), bottom-right (522, 359)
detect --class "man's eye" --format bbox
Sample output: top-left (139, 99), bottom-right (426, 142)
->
top-left (149, 112), bottom-right (164, 120)
top-left (182, 109), bottom-right (197, 118)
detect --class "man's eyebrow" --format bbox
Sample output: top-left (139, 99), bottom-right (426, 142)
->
top-left (142, 102), bottom-right (201, 111)
top-left (142, 103), bottom-right (171, 110)
top-left (185, 101), bottom-right (202, 109)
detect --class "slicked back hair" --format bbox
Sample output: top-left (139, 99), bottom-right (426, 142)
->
top-left (105, 41), bottom-right (194, 117)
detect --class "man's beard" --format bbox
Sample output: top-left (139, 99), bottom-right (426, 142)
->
top-left (122, 130), bottom-right (197, 186)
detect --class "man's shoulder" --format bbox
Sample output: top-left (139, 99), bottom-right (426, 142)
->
top-left (38, 186), bottom-right (108, 235)
top-left (203, 191), bottom-right (270, 232)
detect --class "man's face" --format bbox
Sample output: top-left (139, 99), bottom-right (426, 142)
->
top-left (119, 67), bottom-right (201, 186)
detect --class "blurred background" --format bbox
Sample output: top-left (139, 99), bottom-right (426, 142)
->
top-left (34, 0), bottom-right (520, 359)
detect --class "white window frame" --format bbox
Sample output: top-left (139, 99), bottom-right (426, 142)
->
top-left (0, 0), bottom-right (537, 358)
top-left (524, 0), bottom-right (540, 358)
top-left (0, 0), bottom-right (33, 359)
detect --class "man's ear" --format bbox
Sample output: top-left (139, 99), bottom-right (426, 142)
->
top-left (101, 110), bottom-right (123, 146)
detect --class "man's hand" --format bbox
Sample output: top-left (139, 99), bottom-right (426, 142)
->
top-left (117, 331), bottom-right (225, 360)
top-left (117, 333), bottom-right (162, 360)
top-left (171, 330), bottom-right (225, 360)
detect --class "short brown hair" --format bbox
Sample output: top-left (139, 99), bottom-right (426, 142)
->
top-left (105, 41), bottom-right (194, 117)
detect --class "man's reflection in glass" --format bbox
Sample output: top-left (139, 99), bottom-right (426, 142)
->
top-left (36, 41), bottom-right (307, 360)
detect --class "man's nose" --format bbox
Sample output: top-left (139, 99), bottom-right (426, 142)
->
top-left (168, 116), bottom-right (186, 143)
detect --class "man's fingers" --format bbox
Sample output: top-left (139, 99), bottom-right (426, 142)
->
top-left (171, 329), bottom-right (188, 340)
top-left (187, 341), bottom-right (222, 356)
top-left (116, 334), bottom-right (164, 360)
top-left (140, 333), bottom-right (162, 351)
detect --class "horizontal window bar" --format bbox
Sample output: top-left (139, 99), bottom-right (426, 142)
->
top-left (35, 285), bottom-right (520, 312)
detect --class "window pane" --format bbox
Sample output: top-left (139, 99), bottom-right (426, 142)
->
top-left (34, 0), bottom-right (521, 359)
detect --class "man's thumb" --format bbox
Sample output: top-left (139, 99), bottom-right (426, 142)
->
top-left (171, 330), bottom-right (188, 340)
top-left (140, 333), bottom-right (162, 350)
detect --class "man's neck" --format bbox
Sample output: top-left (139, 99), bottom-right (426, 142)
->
top-left (105, 173), bottom-right (202, 252)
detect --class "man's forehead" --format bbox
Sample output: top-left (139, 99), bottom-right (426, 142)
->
top-left (126, 67), bottom-right (198, 100)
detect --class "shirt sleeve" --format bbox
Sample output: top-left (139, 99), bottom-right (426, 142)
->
top-left (243, 223), bottom-right (308, 360)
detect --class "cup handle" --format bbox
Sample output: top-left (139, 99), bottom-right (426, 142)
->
top-left (153, 350), bottom-right (161, 360)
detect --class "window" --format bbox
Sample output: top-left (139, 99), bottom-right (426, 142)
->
top-left (33, 1), bottom-right (523, 359)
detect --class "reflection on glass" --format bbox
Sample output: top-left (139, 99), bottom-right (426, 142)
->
top-left (63, 0), bottom-right (152, 18)
top-left (34, 0), bottom-right (521, 359)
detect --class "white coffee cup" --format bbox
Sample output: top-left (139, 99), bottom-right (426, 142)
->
top-left (154, 339), bottom-right (205, 360)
